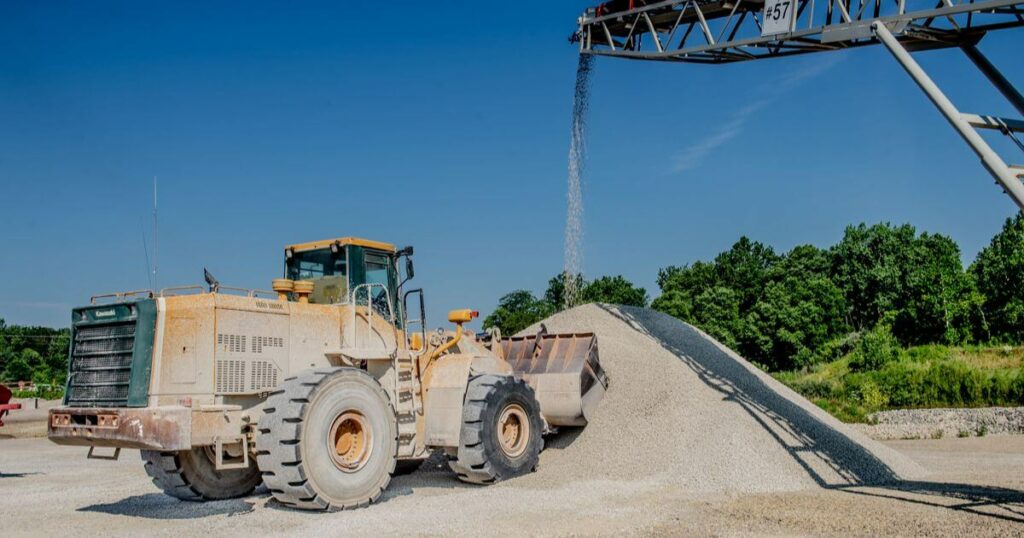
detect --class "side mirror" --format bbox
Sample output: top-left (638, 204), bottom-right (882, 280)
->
top-left (405, 257), bottom-right (415, 280)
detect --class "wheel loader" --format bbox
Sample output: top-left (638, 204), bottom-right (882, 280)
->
top-left (47, 237), bottom-right (608, 510)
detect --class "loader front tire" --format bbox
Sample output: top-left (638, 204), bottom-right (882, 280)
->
top-left (449, 375), bottom-right (543, 484)
top-left (141, 448), bottom-right (261, 501)
top-left (256, 367), bottom-right (397, 511)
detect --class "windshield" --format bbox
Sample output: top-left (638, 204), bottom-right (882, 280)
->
top-left (286, 249), bottom-right (348, 304)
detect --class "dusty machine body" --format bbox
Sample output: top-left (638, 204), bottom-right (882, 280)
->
top-left (48, 237), bottom-right (607, 509)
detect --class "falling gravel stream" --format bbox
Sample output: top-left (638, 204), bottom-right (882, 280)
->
top-left (563, 54), bottom-right (594, 309)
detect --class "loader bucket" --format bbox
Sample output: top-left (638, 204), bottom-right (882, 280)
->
top-left (501, 332), bottom-right (608, 427)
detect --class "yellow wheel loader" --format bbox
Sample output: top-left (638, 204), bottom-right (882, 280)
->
top-left (48, 237), bottom-right (608, 510)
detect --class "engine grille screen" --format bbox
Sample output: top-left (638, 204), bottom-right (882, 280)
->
top-left (67, 322), bottom-right (136, 407)
top-left (216, 359), bottom-right (279, 394)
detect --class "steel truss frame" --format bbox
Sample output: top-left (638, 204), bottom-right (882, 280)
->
top-left (575, 0), bottom-right (1024, 209)
top-left (576, 0), bottom-right (1024, 62)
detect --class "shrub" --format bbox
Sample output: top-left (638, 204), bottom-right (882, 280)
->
top-left (849, 325), bottom-right (902, 372)
top-left (857, 379), bottom-right (889, 411)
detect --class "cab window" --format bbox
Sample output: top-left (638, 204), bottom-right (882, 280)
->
top-left (286, 249), bottom-right (348, 304)
top-left (364, 253), bottom-right (392, 316)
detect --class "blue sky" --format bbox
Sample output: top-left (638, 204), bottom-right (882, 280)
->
top-left (1, 1), bottom-right (1021, 330)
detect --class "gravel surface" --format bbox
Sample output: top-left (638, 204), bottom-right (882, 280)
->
top-left (520, 304), bottom-right (925, 492)
top-left (859, 407), bottom-right (1024, 440)
top-left (0, 398), bottom-right (58, 438)
top-left (14, 303), bottom-right (1005, 536)
top-left (4, 428), bottom-right (1023, 535)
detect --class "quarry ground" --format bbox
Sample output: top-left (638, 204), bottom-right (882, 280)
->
top-left (2, 434), bottom-right (1023, 537)
top-left (5, 305), bottom-right (1023, 535)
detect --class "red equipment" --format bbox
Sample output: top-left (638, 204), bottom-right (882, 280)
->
top-left (0, 384), bottom-right (21, 427)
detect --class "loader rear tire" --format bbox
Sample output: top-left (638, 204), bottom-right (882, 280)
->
top-left (449, 375), bottom-right (543, 484)
top-left (141, 448), bottom-right (261, 501)
top-left (256, 367), bottom-right (397, 511)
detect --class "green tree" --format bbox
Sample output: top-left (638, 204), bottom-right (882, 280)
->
top-left (653, 238), bottom-right (777, 352)
top-left (543, 273), bottom-right (583, 307)
top-left (652, 261), bottom-right (718, 321)
top-left (712, 237), bottom-right (780, 310)
top-left (487, 274), bottom-right (650, 334)
top-left (829, 223), bottom-right (982, 345)
top-left (686, 286), bottom-right (744, 350)
top-left (830, 223), bottom-right (917, 331)
top-left (0, 319), bottom-right (11, 378)
top-left (483, 290), bottom-right (555, 335)
top-left (44, 330), bottom-right (70, 385)
top-left (738, 245), bottom-right (846, 369)
top-left (972, 212), bottom-right (1024, 343)
top-left (582, 275), bottom-right (648, 307)
top-left (745, 276), bottom-right (848, 370)
top-left (774, 244), bottom-right (831, 279)
top-left (656, 260), bottom-right (719, 294)
top-left (4, 353), bottom-right (33, 383)
top-left (896, 233), bottom-right (985, 345)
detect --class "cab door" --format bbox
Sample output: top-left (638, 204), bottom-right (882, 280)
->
top-left (347, 245), bottom-right (401, 327)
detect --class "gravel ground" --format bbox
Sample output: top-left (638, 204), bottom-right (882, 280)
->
top-left (3, 435), bottom-right (1022, 536)
top-left (4, 304), bottom-right (1022, 535)
top-left (859, 407), bottom-right (1024, 440)
top-left (0, 398), bottom-right (59, 438)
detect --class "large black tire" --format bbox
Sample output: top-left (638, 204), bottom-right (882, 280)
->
top-left (141, 448), bottom-right (261, 501)
top-left (256, 367), bottom-right (398, 511)
top-left (449, 375), bottom-right (543, 484)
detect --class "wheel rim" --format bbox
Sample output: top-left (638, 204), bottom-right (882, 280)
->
top-left (497, 403), bottom-right (530, 458)
top-left (328, 410), bottom-right (373, 473)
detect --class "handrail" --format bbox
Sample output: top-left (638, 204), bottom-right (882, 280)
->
top-left (159, 285), bottom-right (206, 297)
top-left (158, 284), bottom-right (280, 299)
top-left (90, 290), bottom-right (155, 305)
top-left (403, 288), bottom-right (427, 359)
top-left (349, 283), bottom-right (396, 350)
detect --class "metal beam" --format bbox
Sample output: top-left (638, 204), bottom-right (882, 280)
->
top-left (873, 21), bottom-right (1024, 210)
top-left (577, 0), bottom-right (1024, 63)
top-left (960, 43), bottom-right (1024, 116)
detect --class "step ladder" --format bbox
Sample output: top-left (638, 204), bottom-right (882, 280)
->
top-left (873, 22), bottom-right (1024, 210)
top-left (395, 288), bottom-right (426, 457)
top-left (340, 283), bottom-right (421, 456)
top-left (394, 349), bottom-right (421, 457)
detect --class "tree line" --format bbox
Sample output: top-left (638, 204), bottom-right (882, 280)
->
top-left (486, 213), bottom-right (1024, 373)
top-left (0, 320), bottom-right (70, 385)
top-left (2, 214), bottom-right (1021, 386)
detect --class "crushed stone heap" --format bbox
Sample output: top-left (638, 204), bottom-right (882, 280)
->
top-left (515, 304), bottom-right (926, 494)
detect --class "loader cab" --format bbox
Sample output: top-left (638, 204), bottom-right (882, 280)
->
top-left (284, 237), bottom-right (412, 327)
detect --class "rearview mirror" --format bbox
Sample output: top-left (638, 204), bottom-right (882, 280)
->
top-left (405, 257), bottom-right (415, 280)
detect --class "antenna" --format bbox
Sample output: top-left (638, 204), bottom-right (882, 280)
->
top-left (153, 176), bottom-right (158, 291)
top-left (141, 218), bottom-right (153, 289)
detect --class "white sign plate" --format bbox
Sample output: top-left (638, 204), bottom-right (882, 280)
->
top-left (762, 0), bottom-right (797, 37)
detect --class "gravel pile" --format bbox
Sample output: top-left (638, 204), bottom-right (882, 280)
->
top-left (516, 304), bottom-right (926, 494)
top-left (860, 407), bottom-right (1024, 440)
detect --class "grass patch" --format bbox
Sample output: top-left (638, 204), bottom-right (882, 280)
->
top-left (11, 386), bottom-right (63, 400)
top-left (773, 344), bottom-right (1024, 422)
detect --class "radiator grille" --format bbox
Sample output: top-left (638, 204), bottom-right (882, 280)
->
top-left (216, 359), bottom-right (279, 394)
top-left (67, 322), bottom-right (136, 407)
top-left (217, 333), bottom-right (247, 353)
top-left (251, 336), bottom-right (284, 354)
top-left (250, 360), bottom-right (279, 390)
top-left (216, 359), bottom-right (246, 393)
